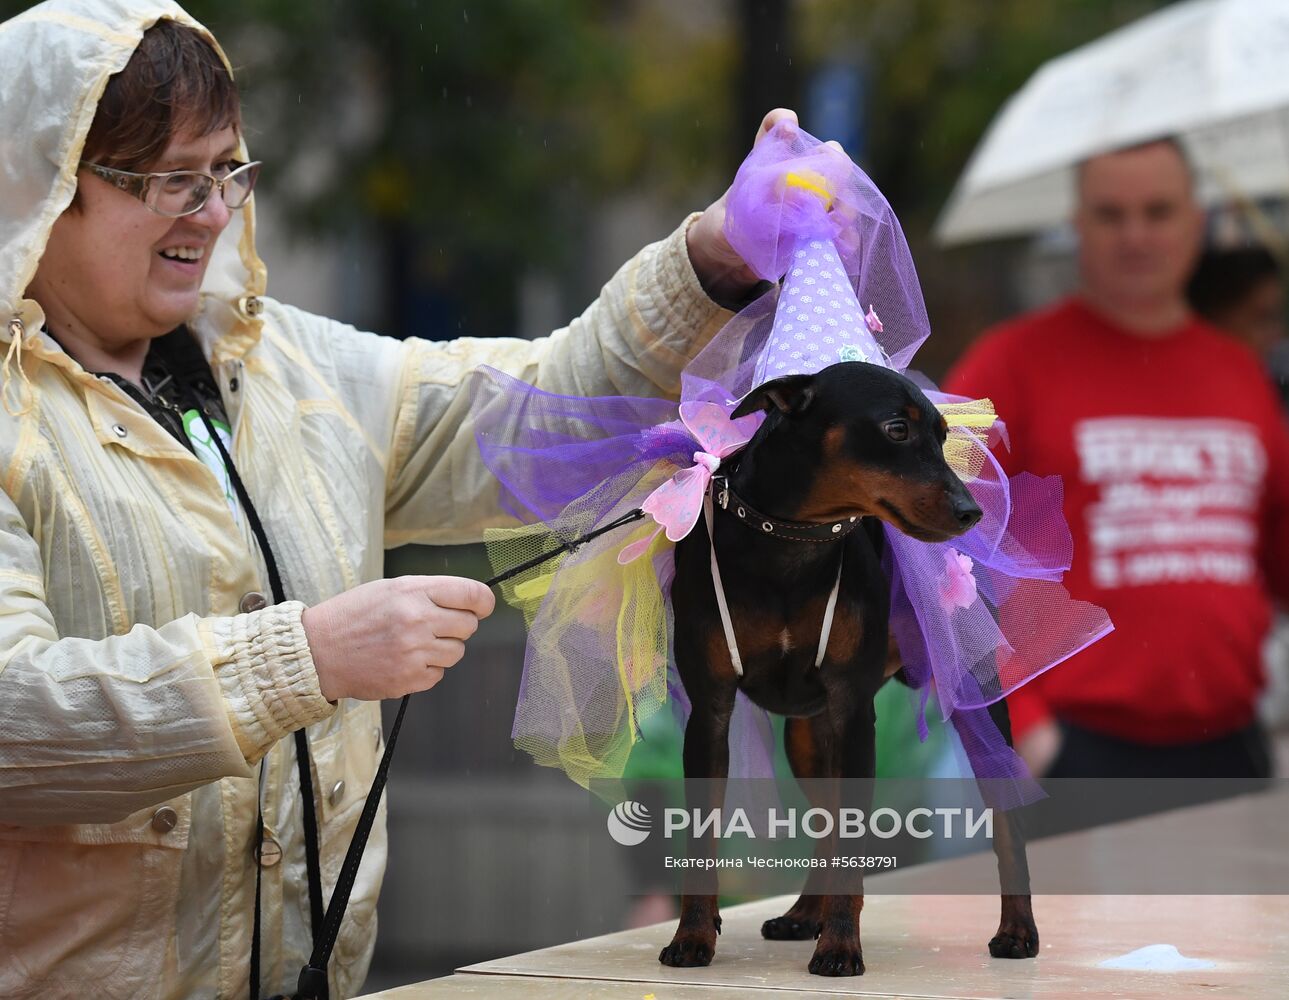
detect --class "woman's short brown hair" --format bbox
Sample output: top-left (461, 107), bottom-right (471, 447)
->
top-left (81, 18), bottom-right (240, 171)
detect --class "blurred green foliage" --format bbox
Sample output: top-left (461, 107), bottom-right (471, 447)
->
top-left (187, 0), bottom-right (735, 326)
top-left (1, 0), bottom-right (1167, 343)
top-left (797, 0), bottom-right (1166, 372)
top-left (800, 0), bottom-right (1162, 221)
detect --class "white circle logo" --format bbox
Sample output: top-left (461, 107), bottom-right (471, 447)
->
top-left (607, 801), bottom-right (652, 846)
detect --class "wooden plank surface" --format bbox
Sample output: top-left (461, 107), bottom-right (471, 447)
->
top-left (360, 789), bottom-right (1289, 998)
top-left (452, 892), bottom-right (1280, 998)
top-left (366, 974), bottom-right (874, 999)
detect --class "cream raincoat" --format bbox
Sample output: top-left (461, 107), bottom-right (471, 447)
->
top-left (0, 2), bottom-right (730, 997)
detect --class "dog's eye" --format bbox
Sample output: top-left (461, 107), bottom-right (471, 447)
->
top-left (882, 419), bottom-right (910, 442)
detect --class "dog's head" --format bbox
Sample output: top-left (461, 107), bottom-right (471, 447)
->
top-left (732, 362), bottom-right (982, 543)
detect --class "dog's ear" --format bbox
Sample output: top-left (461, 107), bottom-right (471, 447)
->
top-left (732, 374), bottom-right (817, 418)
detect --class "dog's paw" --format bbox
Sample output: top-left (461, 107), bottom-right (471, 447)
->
top-left (988, 919), bottom-right (1039, 959)
top-left (808, 943), bottom-right (865, 976)
top-left (761, 915), bottom-right (821, 940)
top-left (659, 933), bottom-right (715, 967)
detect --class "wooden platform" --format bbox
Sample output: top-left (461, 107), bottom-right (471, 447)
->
top-left (358, 788), bottom-right (1289, 999)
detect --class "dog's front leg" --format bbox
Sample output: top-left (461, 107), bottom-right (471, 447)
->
top-left (658, 684), bottom-right (737, 968)
top-left (985, 698), bottom-right (1040, 958)
top-left (808, 699), bottom-right (876, 976)
top-left (761, 716), bottom-right (831, 941)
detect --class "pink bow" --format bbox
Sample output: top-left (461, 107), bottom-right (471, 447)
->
top-left (617, 402), bottom-right (762, 564)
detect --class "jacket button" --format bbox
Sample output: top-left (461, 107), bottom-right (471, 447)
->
top-left (256, 838), bottom-right (283, 867)
top-left (151, 806), bottom-right (178, 833)
top-left (329, 780), bottom-right (346, 806)
top-left (238, 294), bottom-right (264, 318)
top-left (239, 591), bottom-right (268, 613)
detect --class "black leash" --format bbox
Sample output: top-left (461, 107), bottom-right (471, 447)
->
top-left (293, 506), bottom-right (644, 999)
top-left (189, 387), bottom-right (644, 1000)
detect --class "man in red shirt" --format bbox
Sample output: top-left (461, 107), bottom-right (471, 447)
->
top-left (945, 139), bottom-right (1289, 780)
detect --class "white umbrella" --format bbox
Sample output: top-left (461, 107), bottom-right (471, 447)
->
top-left (935, 0), bottom-right (1289, 246)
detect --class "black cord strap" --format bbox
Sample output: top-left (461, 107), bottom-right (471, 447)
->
top-left (185, 401), bottom-right (326, 1000)
top-left (296, 507), bottom-right (648, 997)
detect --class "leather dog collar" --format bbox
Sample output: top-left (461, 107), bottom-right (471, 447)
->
top-left (711, 474), bottom-right (863, 542)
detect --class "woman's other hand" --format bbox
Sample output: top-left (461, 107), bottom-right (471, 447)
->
top-left (302, 576), bottom-right (495, 701)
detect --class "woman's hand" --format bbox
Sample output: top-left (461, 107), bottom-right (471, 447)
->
top-left (685, 108), bottom-right (800, 306)
top-left (301, 576), bottom-right (495, 701)
top-left (687, 108), bottom-right (850, 308)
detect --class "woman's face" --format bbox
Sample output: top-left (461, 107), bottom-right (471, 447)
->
top-left (28, 125), bottom-right (239, 348)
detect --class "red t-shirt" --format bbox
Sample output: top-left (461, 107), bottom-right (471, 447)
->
top-left (944, 296), bottom-right (1289, 745)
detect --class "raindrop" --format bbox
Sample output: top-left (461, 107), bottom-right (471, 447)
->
top-left (463, 9), bottom-right (469, 23)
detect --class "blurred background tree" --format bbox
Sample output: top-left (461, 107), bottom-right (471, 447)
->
top-left (796, 0), bottom-right (1163, 372)
top-left (1, 0), bottom-right (1165, 366)
top-left (207, 0), bottom-right (1161, 372)
top-left (189, 0), bottom-right (737, 339)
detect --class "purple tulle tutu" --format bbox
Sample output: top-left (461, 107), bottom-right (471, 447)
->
top-left (472, 122), bottom-right (1113, 807)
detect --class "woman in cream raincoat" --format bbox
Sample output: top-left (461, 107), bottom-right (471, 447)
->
top-left (0, 2), bottom-right (780, 996)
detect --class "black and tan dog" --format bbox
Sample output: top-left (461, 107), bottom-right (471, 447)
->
top-left (660, 360), bottom-right (1038, 976)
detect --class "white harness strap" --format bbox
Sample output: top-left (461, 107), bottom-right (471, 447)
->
top-left (703, 489), bottom-right (844, 678)
top-left (815, 563), bottom-right (844, 669)
top-left (704, 490), bottom-right (745, 676)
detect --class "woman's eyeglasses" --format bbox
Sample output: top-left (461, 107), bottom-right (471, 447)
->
top-left (78, 160), bottom-right (262, 218)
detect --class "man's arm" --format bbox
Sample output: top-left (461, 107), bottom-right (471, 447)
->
top-left (1257, 389), bottom-right (1289, 608)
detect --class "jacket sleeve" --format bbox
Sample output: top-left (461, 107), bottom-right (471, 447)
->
top-left (0, 488), bottom-right (336, 826)
top-left (380, 214), bottom-right (734, 545)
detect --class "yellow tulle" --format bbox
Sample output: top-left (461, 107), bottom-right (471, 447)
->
top-left (783, 169), bottom-right (835, 209)
top-left (485, 510), bottom-right (674, 791)
top-left (937, 397), bottom-right (998, 483)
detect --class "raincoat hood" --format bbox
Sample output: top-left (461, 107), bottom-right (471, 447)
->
top-left (0, 0), bottom-right (266, 363)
